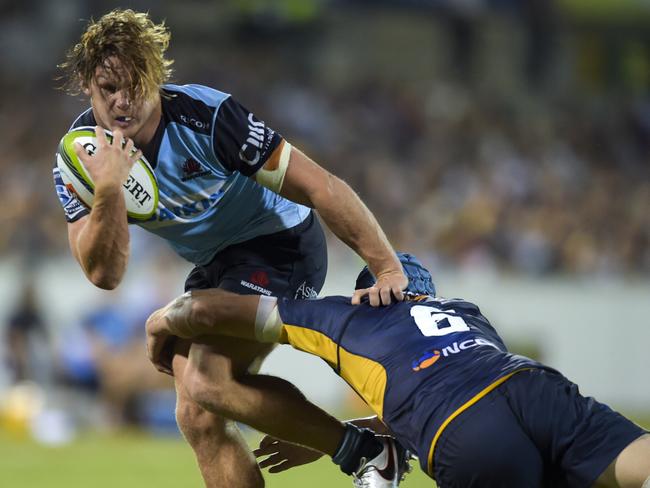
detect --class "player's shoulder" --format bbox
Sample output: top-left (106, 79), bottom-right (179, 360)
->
top-left (68, 108), bottom-right (95, 132)
top-left (160, 84), bottom-right (234, 135)
top-left (162, 83), bottom-right (231, 109)
top-left (54, 109), bottom-right (94, 163)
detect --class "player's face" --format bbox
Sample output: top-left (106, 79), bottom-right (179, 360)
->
top-left (85, 57), bottom-right (161, 147)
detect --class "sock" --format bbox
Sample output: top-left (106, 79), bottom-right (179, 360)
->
top-left (642, 476), bottom-right (650, 488)
top-left (332, 423), bottom-right (383, 475)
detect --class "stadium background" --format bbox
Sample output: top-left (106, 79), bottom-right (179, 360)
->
top-left (0, 0), bottom-right (648, 486)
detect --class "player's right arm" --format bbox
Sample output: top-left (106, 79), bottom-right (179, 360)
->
top-left (65, 127), bottom-right (141, 289)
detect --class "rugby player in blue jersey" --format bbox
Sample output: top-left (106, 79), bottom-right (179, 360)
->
top-left (53, 9), bottom-right (408, 488)
top-left (145, 253), bottom-right (650, 488)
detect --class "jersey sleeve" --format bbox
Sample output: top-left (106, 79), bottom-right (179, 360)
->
top-left (212, 96), bottom-right (285, 176)
top-left (276, 296), bottom-right (357, 347)
top-left (52, 164), bottom-right (89, 223)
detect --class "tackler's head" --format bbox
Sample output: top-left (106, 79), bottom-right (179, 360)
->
top-left (354, 252), bottom-right (436, 297)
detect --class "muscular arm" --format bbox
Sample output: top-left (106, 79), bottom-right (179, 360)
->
top-left (67, 127), bottom-right (141, 290)
top-left (278, 147), bottom-right (407, 305)
top-left (213, 97), bottom-right (405, 304)
top-left (161, 289), bottom-right (260, 340)
top-left (67, 186), bottom-right (129, 289)
top-left (145, 289), bottom-right (261, 373)
top-left (253, 416), bottom-right (393, 474)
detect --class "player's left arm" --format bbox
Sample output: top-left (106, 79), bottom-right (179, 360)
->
top-left (272, 147), bottom-right (407, 306)
top-left (254, 416), bottom-right (391, 473)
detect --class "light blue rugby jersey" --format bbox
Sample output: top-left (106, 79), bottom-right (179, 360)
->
top-left (53, 84), bottom-right (311, 265)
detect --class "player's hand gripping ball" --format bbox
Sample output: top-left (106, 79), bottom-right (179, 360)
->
top-left (56, 126), bottom-right (159, 220)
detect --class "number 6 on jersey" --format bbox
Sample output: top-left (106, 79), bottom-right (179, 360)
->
top-left (410, 305), bottom-right (470, 337)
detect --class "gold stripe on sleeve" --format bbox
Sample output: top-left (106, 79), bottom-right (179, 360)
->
top-left (284, 324), bottom-right (388, 418)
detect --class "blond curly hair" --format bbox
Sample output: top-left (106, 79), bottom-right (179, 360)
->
top-left (59, 9), bottom-right (174, 101)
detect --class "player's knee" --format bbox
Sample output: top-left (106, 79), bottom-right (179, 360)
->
top-left (175, 396), bottom-right (225, 445)
top-left (183, 361), bottom-right (233, 415)
top-left (183, 292), bottom-right (214, 330)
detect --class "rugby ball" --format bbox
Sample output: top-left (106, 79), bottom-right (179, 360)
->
top-left (55, 126), bottom-right (159, 221)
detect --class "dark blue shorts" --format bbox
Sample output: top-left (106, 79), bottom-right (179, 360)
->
top-left (433, 369), bottom-right (646, 488)
top-left (184, 211), bottom-right (328, 299)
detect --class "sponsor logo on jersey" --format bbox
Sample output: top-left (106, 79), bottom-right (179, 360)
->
top-left (240, 280), bottom-right (272, 296)
top-left (239, 113), bottom-right (273, 166)
top-left (411, 337), bottom-right (498, 371)
top-left (181, 158), bottom-right (211, 181)
top-left (64, 183), bottom-right (80, 201)
top-left (180, 114), bottom-right (210, 131)
top-left (294, 281), bottom-right (318, 299)
top-left (53, 168), bottom-right (87, 219)
top-left (412, 349), bottom-right (441, 371)
top-left (54, 176), bottom-right (74, 206)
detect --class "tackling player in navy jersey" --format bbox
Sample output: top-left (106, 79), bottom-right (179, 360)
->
top-left (145, 253), bottom-right (650, 488)
top-left (53, 9), bottom-right (407, 488)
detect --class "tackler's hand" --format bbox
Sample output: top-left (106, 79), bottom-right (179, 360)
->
top-left (352, 270), bottom-right (407, 307)
top-left (253, 435), bottom-right (324, 473)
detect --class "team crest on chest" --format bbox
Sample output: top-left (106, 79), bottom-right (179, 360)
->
top-left (181, 158), bottom-right (211, 181)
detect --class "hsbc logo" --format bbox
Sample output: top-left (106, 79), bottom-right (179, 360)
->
top-left (239, 113), bottom-right (266, 166)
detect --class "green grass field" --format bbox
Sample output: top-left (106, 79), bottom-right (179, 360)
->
top-left (0, 430), bottom-right (434, 487)
top-left (3, 412), bottom-right (648, 487)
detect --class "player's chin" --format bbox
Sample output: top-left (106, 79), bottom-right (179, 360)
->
top-left (110, 120), bottom-right (138, 137)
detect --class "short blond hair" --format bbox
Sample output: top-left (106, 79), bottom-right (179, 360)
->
top-left (59, 9), bottom-right (174, 100)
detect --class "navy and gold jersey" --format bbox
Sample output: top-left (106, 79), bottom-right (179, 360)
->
top-left (276, 295), bottom-right (548, 475)
top-left (52, 84), bottom-right (310, 265)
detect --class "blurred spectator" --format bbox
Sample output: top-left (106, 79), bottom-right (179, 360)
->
top-left (56, 290), bottom-right (174, 428)
top-left (4, 280), bottom-right (49, 384)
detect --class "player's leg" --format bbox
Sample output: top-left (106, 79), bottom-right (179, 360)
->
top-left (500, 369), bottom-right (648, 488)
top-left (594, 433), bottom-right (650, 488)
top-left (173, 212), bottom-right (331, 486)
top-left (183, 337), bottom-right (345, 456)
top-left (179, 212), bottom-right (337, 451)
top-left (180, 332), bottom-right (391, 482)
top-left (172, 339), bottom-right (265, 488)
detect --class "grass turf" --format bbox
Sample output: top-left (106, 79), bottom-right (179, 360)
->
top-left (0, 430), bottom-right (434, 487)
top-left (4, 413), bottom-right (647, 487)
